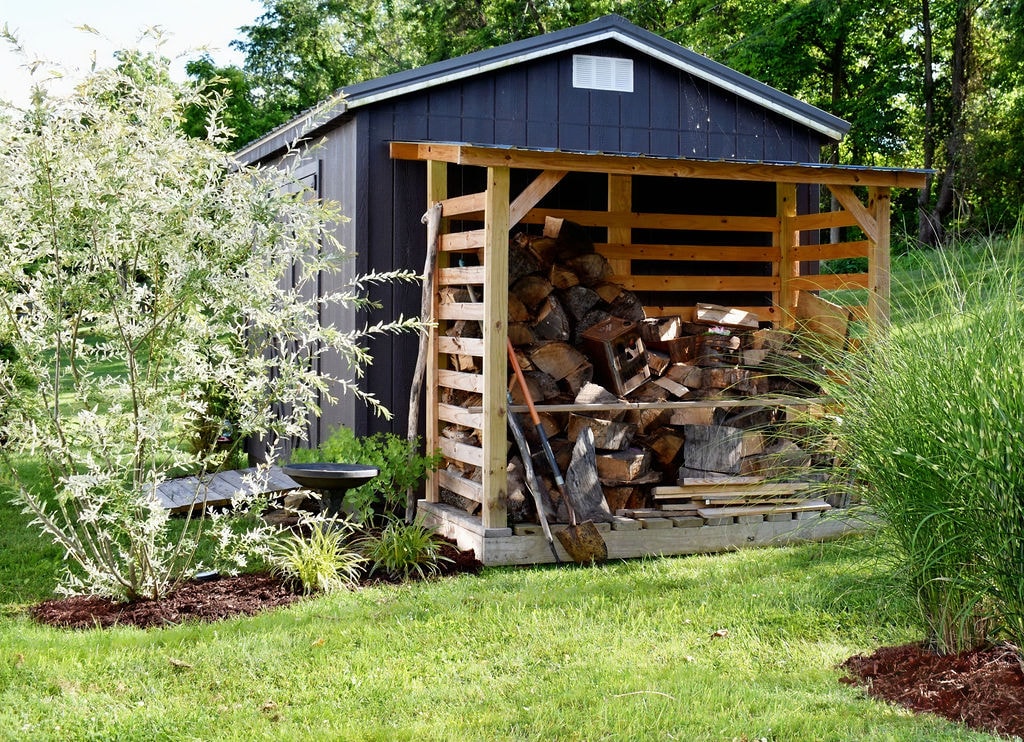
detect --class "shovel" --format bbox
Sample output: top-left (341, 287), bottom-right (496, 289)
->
top-left (507, 340), bottom-right (608, 564)
top-left (506, 392), bottom-right (561, 564)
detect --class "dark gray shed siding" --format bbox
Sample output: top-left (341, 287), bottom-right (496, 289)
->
top-left (352, 39), bottom-right (829, 438)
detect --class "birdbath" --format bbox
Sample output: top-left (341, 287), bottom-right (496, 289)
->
top-left (281, 463), bottom-right (379, 519)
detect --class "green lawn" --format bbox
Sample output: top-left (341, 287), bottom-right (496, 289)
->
top-left (0, 478), bottom-right (995, 741)
top-left (0, 246), bottom-right (1009, 741)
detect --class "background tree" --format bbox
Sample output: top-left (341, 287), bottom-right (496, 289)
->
top-left (191, 0), bottom-right (1023, 242)
top-left (0, 49), bottom-right (419, 601)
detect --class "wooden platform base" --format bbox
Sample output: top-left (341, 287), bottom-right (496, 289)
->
top-left (419, 500), bottom-right (873, 566)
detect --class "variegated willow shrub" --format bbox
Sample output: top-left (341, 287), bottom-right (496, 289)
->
top-left (0, 48), bottom-right (420, 601)
top-left (821, 240), bottom-right (1024, 654)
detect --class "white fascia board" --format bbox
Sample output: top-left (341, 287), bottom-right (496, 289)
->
top-left (345, 31), bottom-right (846, 142)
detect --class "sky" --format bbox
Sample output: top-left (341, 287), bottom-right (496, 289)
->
top-left (1, 0), bottom-right (264, 106)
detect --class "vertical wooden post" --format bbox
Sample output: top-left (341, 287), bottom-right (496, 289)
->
top-left (776, 183), bottom-right (799, 329)
top-left (424, 160), bottom-right (447, 504)
top-left (867, 186), bottom-right (892, 332)
top-left (482, 166), bottom-right (510, 529)
top-left (607, 174), bottom-right (632, 279)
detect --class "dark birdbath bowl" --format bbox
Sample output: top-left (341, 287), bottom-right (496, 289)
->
top-left (282, 463), bottom-right (379, 519)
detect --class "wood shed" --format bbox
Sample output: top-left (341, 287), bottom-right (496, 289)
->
top-left (238, 15), bottom-right (927, 563)
top-left (238, 13), bottom-right (861, 445)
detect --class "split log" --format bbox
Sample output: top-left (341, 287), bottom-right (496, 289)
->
top-left (607, 289), bottom-right (646, 322)
top-left (509, 236), bottom-right (543, 285)
top-left (544, 216), bottom-right (594, 261)
top-left (665, 364), bottom-right (704, 389)
top-left (568, 414), bottom-right (637, 451)
top-left (624, 381), bottom-right (671, 434)
top-left (549, 264), bottom-right (580, 290)
top-left (668, 406), bottom-right (715, 426)
top-left (531, 295), bottom-right (571, 341)
top-left (573, 308), bottom-right (612, 344)
top-left (511, 274), bottom-right (554, 310)
top-left (652, 375), bottom-right (690, 399)
top-left (703, 367), bottom-right (757, 395)
top-left (565, 428), bottom-right (614, 522)
top-left (596, 447), bottom-right (652, 482)
top-left (566, 253), bottom-right (612, 286)
top-left (574, 382), bottom-right (627, 421)
top-left (680, 424), bottom-right (744, 477)
top-left (666, 336), bottom-right (699, 364)
top-left (508, 369), bottom-right (560, 405)
top-left (593, 282), bottom-right (623, 304)
top-left (695, 303), bottom-right (760, 331)
top-left (602, 486), bottom-right (644, 513)
top-left (640, 316), bottom-right (682, 346)
top-left (507, 322), bottom-right (536, 346)
top-left (696, 333), bottom-right (742, 367)
top-left (647, 350), bottom-right (670, 376)
top-left (561, 362), bottom-right (594, 397)
top-left (508, 293), bottom-right (532, 323)
top-left (645, 428), bottom-right (686, 471)
top-left (528, 341), bottom-right (589, 383)
top-left (559, 285), bottom-right (602, 322)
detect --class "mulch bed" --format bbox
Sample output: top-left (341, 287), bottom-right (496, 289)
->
top-left (29, 541), bottom-right (482, 630)
top-left (841, 642), bottom-right (1024, 738)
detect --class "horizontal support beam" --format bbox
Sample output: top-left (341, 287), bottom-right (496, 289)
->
top-left (437, 302), bottom-right (486, 321)
top-left (597, 243), bottom-right (780, 262)
top-left (791, 241), bottom-right (869, 261)
top-left (391, 142), bottom-right (929, 189)
top-left (790, 273), bottom-right (870, 291)
top-left (437, 336), bottom-right (485, 357)
top-left (521, 208), bottom-right (778, 233)
top-left (437, 265), bottom-right (486, 285)
top-left (618, 275), bottom-right (779, 292)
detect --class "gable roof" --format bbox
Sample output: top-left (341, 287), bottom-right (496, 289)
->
top-left (238, 14), bottom-right (849, 162)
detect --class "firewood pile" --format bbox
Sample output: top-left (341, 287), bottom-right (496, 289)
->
top-left (438, 218), bottom-right (839, 528)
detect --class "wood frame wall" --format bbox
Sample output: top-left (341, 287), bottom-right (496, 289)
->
top-left (392, 142), bottom-right (926, 531)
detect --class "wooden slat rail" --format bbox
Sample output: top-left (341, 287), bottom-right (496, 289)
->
top-left (437, 302), bottom-right (486, 321)
top-left (438, 402), bottom-right (483, 429)
top-left (438, 369), bottom-right (484, 393)
top-left (792, 210), bottom-right (860, 232)
top-left (791, 241), bottom-right (869, 261)
top-left (440, 191), bottom-right (486, 217)
top-left (437, 470), bottom-right (483, 504)
top-left (521, 208), bottom-right (778, 233)
top-left (790, 273), bottom-right (869, 292)
top-left (644, 305), bottom-right (777, 322)
top-left (439, 437), bottom-right (485, 468)
top-left (437, 336), bottom-right (485, 357)
top-left (618, 275), bottom-right (779, 293)
top-left (440, 229), bottom-right (485, 251)
top-left (598, 243), bottom-right (780, 262)
top-left (438, 265), bottom-right (486, 286)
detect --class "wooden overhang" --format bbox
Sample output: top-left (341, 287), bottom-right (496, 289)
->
top-left (390, 142), bottom-right (929, 190)
top-left (391, 141), bottom-right (927, 531)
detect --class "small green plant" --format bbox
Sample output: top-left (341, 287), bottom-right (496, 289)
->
top-left (290, 428), bottom-right (440, 522)
top-left (356, 517), bottom-right (451, 581)
top-left (271, 518), bottom-right (365, 594)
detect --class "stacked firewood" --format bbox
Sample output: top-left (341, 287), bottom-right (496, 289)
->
top-left (438, 218), bottom-right (837, 524)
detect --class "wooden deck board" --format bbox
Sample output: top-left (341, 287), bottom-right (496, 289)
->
top-left (154, 467), bottom-right (301, 513)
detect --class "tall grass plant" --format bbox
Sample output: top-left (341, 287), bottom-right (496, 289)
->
top-left (823, 235), bottom-right (1024, 652)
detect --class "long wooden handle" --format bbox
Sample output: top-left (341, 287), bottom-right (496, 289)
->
top-left (507, 339), bottom-right (566, 492)
top-left (506, 339), bottom-right (541, 427)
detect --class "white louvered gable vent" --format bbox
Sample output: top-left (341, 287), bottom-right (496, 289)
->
top-left (572, 55), bottom-right (633, 92)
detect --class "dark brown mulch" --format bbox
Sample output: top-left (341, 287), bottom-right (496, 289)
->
top-left (29, 541), bottom-right (483, 631)
top-left (841, 642), bottom-right (1024, 738)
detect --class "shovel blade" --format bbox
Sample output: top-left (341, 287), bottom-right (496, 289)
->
top-left (555, 520), bottom-right (608, 564)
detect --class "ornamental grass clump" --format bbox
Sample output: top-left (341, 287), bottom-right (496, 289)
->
top-left (0, 44), bottom-right (419, 602)
top-left (357, 517), bottom-right (452, 581)
top-left (271, 518), bottom-right (366, 594)
top-left (822, 239), bottom-right (1024, 654)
